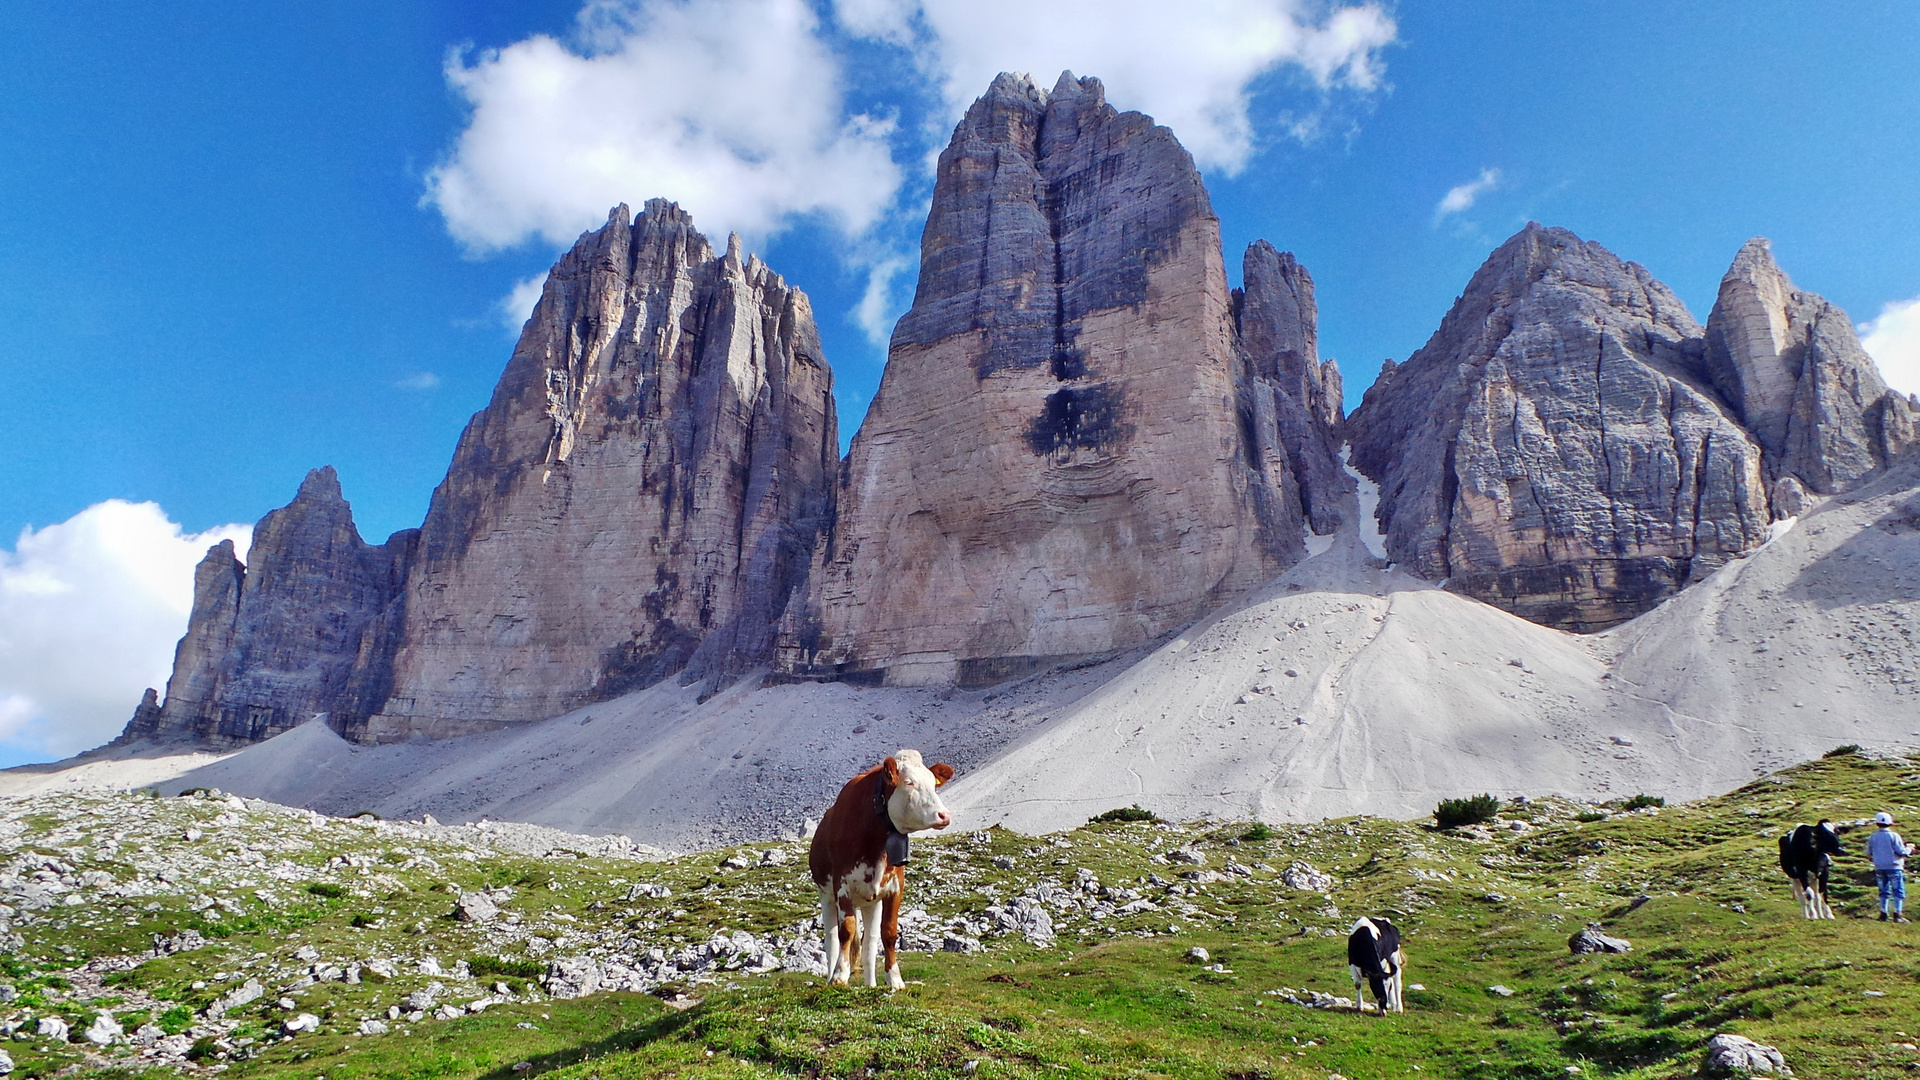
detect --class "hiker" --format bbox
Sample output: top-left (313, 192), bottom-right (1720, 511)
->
top-left (1867, 811), bottom-right (1915, 923)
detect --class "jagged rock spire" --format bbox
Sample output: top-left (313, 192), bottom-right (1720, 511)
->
top-left (359, 199), bottom-right (837, 740)
top-left (778, 71), bottom-right (1317, 686)
top-left (1705, 237), bottom-right (1916, 496)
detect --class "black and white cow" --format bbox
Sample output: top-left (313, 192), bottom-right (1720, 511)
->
top-left (1778, 821), bottom-right (1845, 919)
top-left (1346, 917), bottom-right (1405, 1014)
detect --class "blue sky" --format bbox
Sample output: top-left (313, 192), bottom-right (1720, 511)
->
top-left (3, 0), bottom-right (1918, 764)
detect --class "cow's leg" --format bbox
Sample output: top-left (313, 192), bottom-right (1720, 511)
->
top-left (817, 884), bottom-right (842, 984)
top-left (882, 890), bottom-right (905, 990)
top-left (1817, 869), bottom-right (1835, 919)
top-left (1789, 877), bottom-right (1811, 918)
top-left (859, 899), bottom-right (884, 987)
top-left (1389, 950), bottom-right (1406, 1013)
top-left (1348, 964), bottom-right (1367, 1012)
top-left (838, 906), bottom-right (858, 985)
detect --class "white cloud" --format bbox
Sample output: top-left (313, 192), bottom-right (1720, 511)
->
top-left (0, 502), bottom-right (250, 761)
top-left (834, 0), bottom-right (1397, 173)
top-left (425, 0), bottom-right (902, 253)
top-left (1436, 167), bottom-right (1501, 220)
top-left (499, 273), bottom-right (549, 335)
top-left (394, 372), bottom-right (443, 391)
top-left (852, 257), bottom-right (911, 347)
top-left (1860, 294), bottom-right (1920, 398)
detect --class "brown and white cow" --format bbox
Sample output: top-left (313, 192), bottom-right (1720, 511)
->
top-left (808, 749), bottom-right (955, 988)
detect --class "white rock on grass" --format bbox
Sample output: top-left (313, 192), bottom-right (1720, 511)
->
top-left (0, 1048), bottom-right (12, 1074)
top-left (34, 1017), bottom-right (67, 1042)
top-left (358, 1019), bottom-right (390, 1036)
top-left (454, 891), bottom-right (498, 923)
top-left (283, 1013), bottom-right (320, 1035)
top-left (1280, 861), bottom-right (1333, 892)
top-left (84, 1012), bottom-right (122, 1045)
top-left (1705, 1033), bottom-right (1789, 1075)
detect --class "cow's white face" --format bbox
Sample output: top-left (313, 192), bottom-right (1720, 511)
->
top-left (885, 749), bottom-right (954, 833)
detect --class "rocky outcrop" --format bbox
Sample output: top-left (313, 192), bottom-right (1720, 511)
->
top-left (1705, 237), bottom-right (1916, 496)
top-left (776, 72), bottom-right (1324, 686)
top-left (1236, 240), bottom-right (1351, 535)
top-left (1348, 224), bottom-right (1772, 631)
top-left (358, 201), bottom-right (837, 740)
top-left (123, 467), bottom-right (415, 744)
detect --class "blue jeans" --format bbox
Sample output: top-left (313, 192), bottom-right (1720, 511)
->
top-left (1878, 869), bottom-right (1907, 909)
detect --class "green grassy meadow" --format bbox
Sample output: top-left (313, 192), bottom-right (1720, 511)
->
top-left (3, 748), bottom-right (1917, 1079)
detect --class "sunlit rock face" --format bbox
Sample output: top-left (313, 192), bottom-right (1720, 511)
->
top-left (361, 201), bottom-right (838, 740)
top-left (1704, 237), bottom-right (1916, 498)
top-left (778, 72), bottom-right (1326, 687)
top-left (1348, 223), bottom-right (1772, 632)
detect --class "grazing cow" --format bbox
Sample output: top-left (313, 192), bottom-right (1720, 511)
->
top-left (809, 749), bottom-right (955, 988)
top-left (1346, 916), bottom-right (1405, 1014)
top-left (1779, 821), bottom-right (1845, 919)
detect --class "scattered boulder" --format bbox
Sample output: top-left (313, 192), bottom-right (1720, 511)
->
top-left (544, 957), bottom-right (603, 1000)
top-left (283, 1013), bottom-right (321, 1035)
top-left (1186, 947), bottom-right (1211, 964)
top-left (719, 853), bottom-right (753, 871)
top-left (293, 944), bottom-right (320, 962)
top-left (34, 1017), bottom-right (67, 1042)
top-left (1704, 1033), bottom-right (1790, 1075)
top-left (625, 883), bottom-right (672, 901)
top-left (1488, 985), bottom-right (1516, 998)
top-left (404, 983), bottom-right (443, 1011)
top-left (84, 1012), bottom-right (122, 1046)
top-left (1167, 848), bottom-right (1207, 866)
top-left (454, 891), bottom-right (498, 923)
top-left (760, 848), bottom-right (792, 866)
top-left (1568, 925), bottom-right (1632, 955)
top-left (1280, 861), bottom-right (1333, 892)
top-left (0, 1048), bottom-right (11, 1075)
top-left (358, 1019), bottom-right (390, 1036)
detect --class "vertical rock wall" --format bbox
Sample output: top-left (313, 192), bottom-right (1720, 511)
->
top-left (360, 201), bottom-right (838, 740)
top-left (1236, 240), bottom-right (1351, 535)
top-left (1348, 224), bottom-right (1773, 631)
top-left (1705, 237), bottom-right (1916, 497)
top-left (777, 72), bottom-right (1321, 686)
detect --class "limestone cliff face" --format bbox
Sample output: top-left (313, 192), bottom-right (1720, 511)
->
top-left (1705, 238), bottom-right (1916, 497)
top-left (777, 72), bottom-right (1321, 686)
top-left (1236, 240), bottom-right (1351, 535)
top-left (1348, 224), bottom-right (1772, 632)
top-left (360, 200), bottom-right (837, 740)
top-left (122, 468), bottom-right (415, 744)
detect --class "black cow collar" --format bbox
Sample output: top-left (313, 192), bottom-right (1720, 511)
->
top-left (875, 775), bottom-right (910, 864)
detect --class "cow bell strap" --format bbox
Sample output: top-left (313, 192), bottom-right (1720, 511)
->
top-left (874, 773), bottom-right (910, 864)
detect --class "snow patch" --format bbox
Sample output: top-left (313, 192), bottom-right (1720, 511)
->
top-left (1765, 516), bottom-right (1798, 546)
top-left (1341, 446), bottom-right (1390, 561)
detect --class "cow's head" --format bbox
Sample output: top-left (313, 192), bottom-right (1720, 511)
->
top-left (1816, 820), bottom-right (1845, 854)
top-left (883, 749), bottom-right (954, 833)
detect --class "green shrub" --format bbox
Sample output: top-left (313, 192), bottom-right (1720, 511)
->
top-left (1619, 794), bottom-right (1665, 811)
top-left (349, 913), bottom-right (376, 928)
top-left (1824, 744), bottom-right (1861, 758)
top-left (1239, 823), bottom-right (1273, 842)
top-left (467, 955), bottom-right (545, 979)
top-left (1434, 794), bottom-right (1501, 829)
top-left (158, 1004), bottom-right (194, 1035)
top-left (306, 882), bottom-right (347, 899)
top-left (1575, 811), bottom-right (1609, 823)
top-left (187, 1035), bottom-right (221, 1061)
top-left (1090, 805), bottom-right (1159, 824)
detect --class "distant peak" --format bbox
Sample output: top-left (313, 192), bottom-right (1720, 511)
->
top-left (984, 71), bottom-right (1046, 106)
top-left (296, 466), bottom-right (344, 503)
top-left (1723, 236), bottom-right (1784, 283)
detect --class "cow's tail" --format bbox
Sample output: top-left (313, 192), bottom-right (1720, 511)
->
top-left (1778, 833), bottom-right (1792, 877)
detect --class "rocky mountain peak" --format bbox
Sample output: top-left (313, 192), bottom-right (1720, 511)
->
top-left (1349, 223), bottom-right (1769, 631)
top-left (1705, 236), bottom-right (1915, 495)
top-left (779, 71), bottom-right (1319, 686)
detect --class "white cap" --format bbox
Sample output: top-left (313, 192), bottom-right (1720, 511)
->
top-left (1877, 812), bottom-right (1895, 826)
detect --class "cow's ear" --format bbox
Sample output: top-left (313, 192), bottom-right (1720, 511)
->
top-left (930, 763), bottom-right (955, 787)
top-left (883, 756), bottom-right (900, 784)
